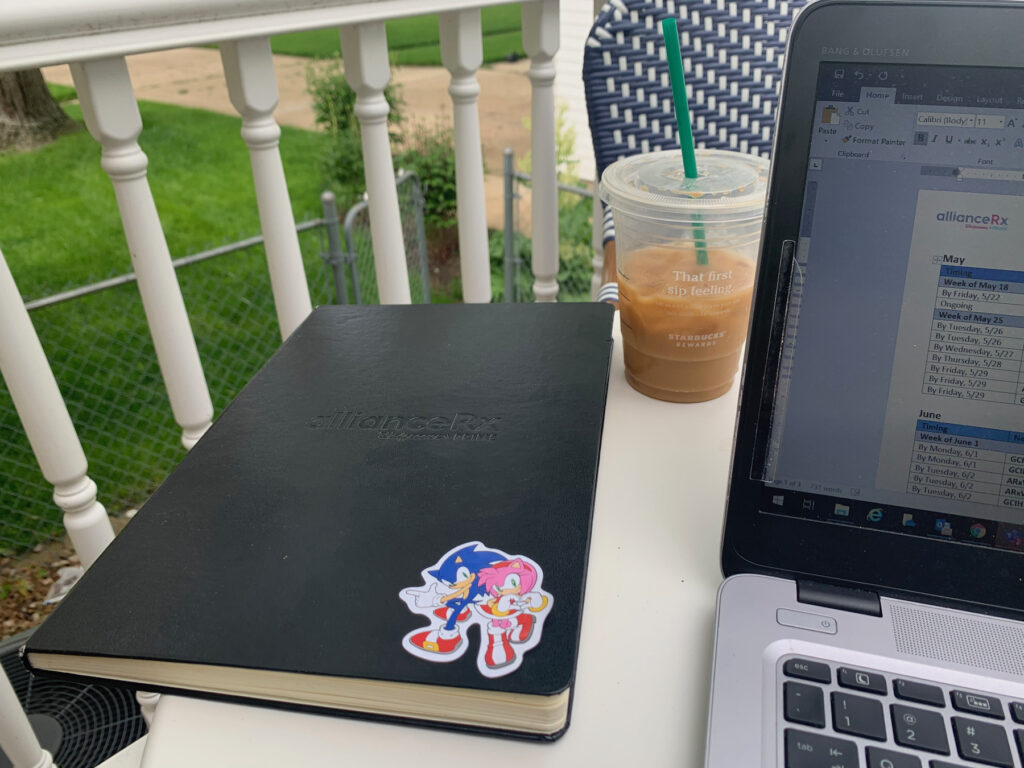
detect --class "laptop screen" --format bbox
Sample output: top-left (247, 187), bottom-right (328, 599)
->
top-left (758, 61), bottom-right (1024, 554)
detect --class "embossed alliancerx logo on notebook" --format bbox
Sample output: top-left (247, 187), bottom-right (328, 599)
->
top-left (307, 410), bottom-right (501, 441)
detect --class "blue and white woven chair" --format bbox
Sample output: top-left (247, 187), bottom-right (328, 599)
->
top-left (583, 0), bottom-right (810, 301)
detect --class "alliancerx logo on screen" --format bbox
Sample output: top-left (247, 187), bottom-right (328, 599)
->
top-left (308, 410), bottom-right (500, 441)
top-left (936, 210), bottom-right (1010, 230)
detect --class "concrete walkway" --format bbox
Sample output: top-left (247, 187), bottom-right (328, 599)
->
top-left (43, 48), bottom-right (532, 232)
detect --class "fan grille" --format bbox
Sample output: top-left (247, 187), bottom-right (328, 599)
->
top-left (1, 634), bottom-right (147, 768)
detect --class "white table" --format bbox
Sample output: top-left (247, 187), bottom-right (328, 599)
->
top-left (135, 316), bottom-right (739, 767)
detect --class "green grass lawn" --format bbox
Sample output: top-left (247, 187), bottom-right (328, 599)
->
top-left (270, 4), bottom-right (525, 64)
top-left (46, 82), bottom-right (77, 102)
top-left (0, 102), bottom-right (328, 299)
top-left (0, 102), bottom-right (333, 554)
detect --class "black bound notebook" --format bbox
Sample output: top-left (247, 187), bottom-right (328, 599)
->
top-left (25, 303), bottom-right (615, 740)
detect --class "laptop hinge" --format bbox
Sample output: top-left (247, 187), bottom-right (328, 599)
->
top-left (797, 580), bottom-right (882, 617)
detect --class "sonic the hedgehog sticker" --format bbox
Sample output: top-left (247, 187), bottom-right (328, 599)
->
top-left (399, 542), bottom-right (553, 678)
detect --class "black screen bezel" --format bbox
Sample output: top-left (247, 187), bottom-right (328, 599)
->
top-left (723, 0), bottom-right (1024, 618)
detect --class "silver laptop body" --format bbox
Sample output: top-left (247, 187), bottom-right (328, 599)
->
top-left (704, 2), bottom-right (1024, 766)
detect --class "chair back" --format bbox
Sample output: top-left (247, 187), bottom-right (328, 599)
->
top-left (583, 0), bottom-right (810, 183)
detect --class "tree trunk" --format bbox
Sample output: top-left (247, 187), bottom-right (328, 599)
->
top-left (0, 68), bottom-right (76, 151)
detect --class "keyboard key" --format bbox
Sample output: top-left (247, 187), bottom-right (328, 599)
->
top-left (952, 691), bottom-right (1003, 720)
top-left (894, 679), bottom-right (945, 708)
top-left (785, 729), bottom-right (859, 768)
top-left (785, 682), bottom-right (826, 728)
top-left (1015, 730), bottom-right (1024, 763)
top-left (839, 667), bottom-right (887, 695)
top-left (892, 704), bottom-right (950, 755)
top-left (952, 717), bottom-right (1013, 766)
top-left (785, 658), bottom-right (832, 684)
top-left (1009, 702), bottom-right (1024, 724)
top-left (929, 762), bottom-right (963, 768)
top-left (866, 746), bottom-right (921, 767)
top-left (833, 691), bottom-right (886, 741)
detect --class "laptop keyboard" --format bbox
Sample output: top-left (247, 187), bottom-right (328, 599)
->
top-left (781, 656), bottom-right (1024, 767)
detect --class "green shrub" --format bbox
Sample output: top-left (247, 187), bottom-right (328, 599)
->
top-left (488, 228), bottom-right (532, 302)
top-left (488, 196), bottom-right (593, 303)
top-left (557, 196), bottom-right (594, 300)
top-left (306, 60), bottom-right (469, 294)
top-left (393, 121), bottom-right (465, 269)
top-left (395, 123), bottom-right (457, 234)
top-left (307, 58), bottom-right (404, 209)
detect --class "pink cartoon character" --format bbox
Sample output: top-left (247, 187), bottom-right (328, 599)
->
top-left (475, 558), bottom-right (550, 672)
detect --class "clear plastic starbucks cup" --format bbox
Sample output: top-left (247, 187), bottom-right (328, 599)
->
top-left (600, 149), bottom-right (769, 403)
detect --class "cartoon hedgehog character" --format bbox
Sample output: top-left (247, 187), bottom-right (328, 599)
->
top-left (476, 558), bottom-right (549, 670)
top-left (401, 543), bottom-right (503, 657)
top-left (400, 542), bottom-right (554, 677)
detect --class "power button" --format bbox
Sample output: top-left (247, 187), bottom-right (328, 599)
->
top-left (777, 608), bottom-right (838, 635)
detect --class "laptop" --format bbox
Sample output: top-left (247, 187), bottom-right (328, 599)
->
top-left (705, 1), bottom-right (1024, 767)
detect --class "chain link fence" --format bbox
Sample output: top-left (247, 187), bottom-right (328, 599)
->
top-left (322, 171), bottom-right (432, 305)
top-left (0, 225), bottom-right (333, 559)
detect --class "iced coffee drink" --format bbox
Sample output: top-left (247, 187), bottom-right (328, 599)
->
top-left (619, 246), bottom-right (755, 402)
top-left (600, 149), bottom-right (768, 402)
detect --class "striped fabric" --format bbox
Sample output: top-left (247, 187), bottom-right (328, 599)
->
top-left (597, 281), bottom-right (620, 304)
top-left (584, 0), bottom-right (809, 247)
top-left (601, 204), bottom-right (616, 246)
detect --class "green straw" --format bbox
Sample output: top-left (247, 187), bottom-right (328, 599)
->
top-left (661, 17), bottom-right (708, 266)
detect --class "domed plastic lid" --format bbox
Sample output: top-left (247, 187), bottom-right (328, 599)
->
top-left (599, 149), bottom-right (769, 221)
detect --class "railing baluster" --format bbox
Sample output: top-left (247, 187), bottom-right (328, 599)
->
top-left (220, 37), bottom-right (312, 339)
top-left (523, 0), bottom-right (561, 303)
top-left (135, 690), bottom-right (160, 726)
top-left (1, 246), bottom-right (155, 728)
top-left (0, 667), bottom-right (52, 768)
top-left (70, 57), bottom-right (213, 449)
top-left (440, 9), bottom-right (490, 304)
top-left (0, 251), bottom-right (115, 570)
top-left (339, 22), bottom-right (411, 305)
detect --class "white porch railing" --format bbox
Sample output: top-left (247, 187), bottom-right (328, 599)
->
top-left (0, 1), bottom-right (560, 765)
